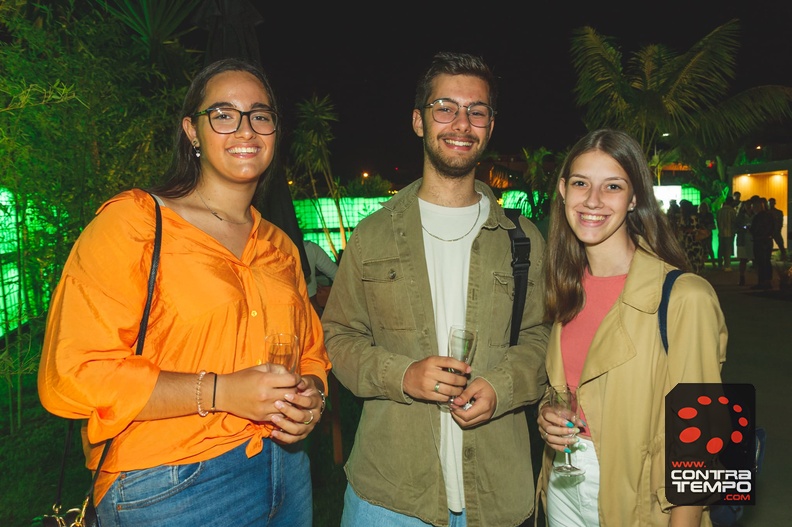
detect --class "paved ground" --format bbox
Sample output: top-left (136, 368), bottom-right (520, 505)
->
top-left (701, 257), bottom-right (791, 525)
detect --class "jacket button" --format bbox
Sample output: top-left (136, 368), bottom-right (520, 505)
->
top-left (388, 270), bottom-right (397, 280)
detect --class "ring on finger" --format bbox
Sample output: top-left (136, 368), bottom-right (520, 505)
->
top-left (543, 430), bottom-right (549, 440)
top-left (434, 381), bottom-right (441, 393)
top-left (303, 409), bottom-right (314, 425)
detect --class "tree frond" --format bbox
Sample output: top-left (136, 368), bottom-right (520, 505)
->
top-left (570, 27), bottom-right (630, 129)
top-left (694, 85), bottom-right (792, 146)
top-left (664, 19), bottom-right (740, 112)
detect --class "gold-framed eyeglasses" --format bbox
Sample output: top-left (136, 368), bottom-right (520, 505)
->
top-left (423, 99), bottom-right (495, 128)
top-left (192, 107), bottom-right (278, 136)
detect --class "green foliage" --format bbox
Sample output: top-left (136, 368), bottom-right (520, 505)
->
top-left (290, 94), bottom-right (348, 258)
top-left (0, 80), bottom-right (83, 115)
top-left (343, 172), bottom-right (393, 197)
top-left (0, 2), bottom-right (189, 430)
top-left (1, 3), bottom-right (183, 274)
top-left (570, 19), bottom-right (792, 201)
top-left (290, 94), bottom-right (339, 196)
top-left (518, 147), bottom-right (556, 223)
top-left (92, 0), bottom-right (202, 79)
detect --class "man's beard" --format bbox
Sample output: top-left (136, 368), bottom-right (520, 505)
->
top-left (424, 140), bottom-right (485, 179)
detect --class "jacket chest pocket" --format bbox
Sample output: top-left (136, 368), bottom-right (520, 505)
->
top-left (361, 258), bottom-right (416, 331)
top-left (487, 272), bottom-right (515, 348)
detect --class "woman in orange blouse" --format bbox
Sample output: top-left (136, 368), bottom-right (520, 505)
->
top-left (38, 58), bottom-right (331, 527)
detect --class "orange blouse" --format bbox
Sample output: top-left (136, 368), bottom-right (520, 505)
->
top-left (38, 189), bottom-right (331, 502)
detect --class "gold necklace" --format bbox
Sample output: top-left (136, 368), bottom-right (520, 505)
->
top-left (421, 199), bottom-right (481, 242)
top-left (195, 189), bottom-right (250, 225)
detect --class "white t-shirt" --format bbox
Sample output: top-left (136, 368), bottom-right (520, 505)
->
top-left (419, 193), bottom-right (489, 512)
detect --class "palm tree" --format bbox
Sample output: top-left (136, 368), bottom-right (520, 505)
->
top-left (94, 0), bottom-right (202, 76)
top-left (290, 94), bottom-right (347, 259)
top-left (570, 19), bottom-right (792, 193)
top-left (518, 147), bottom-right (556, 222)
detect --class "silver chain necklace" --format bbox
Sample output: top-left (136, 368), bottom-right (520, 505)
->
top-left (195, 189), bottom-right (250, 225)
top-left (421, 199), bottom-right (481, 242)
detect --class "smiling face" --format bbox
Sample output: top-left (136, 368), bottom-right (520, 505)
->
top-left (559, 149), bottom-right (637, 252)
top-left (184, 70), bottom-right (276, 185)
top-left (412, 73), bottom-right (493, 179)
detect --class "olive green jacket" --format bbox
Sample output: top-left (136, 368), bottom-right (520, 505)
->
top-left (323, 179), bottom-right (550, 527)
top-left (537, 245), bottom-right (727, 526)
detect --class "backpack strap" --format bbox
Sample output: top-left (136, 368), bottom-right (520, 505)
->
top-left (659, 269), bottom-right (685, 352)
top-left (505, 208), bottom-right (531, 346)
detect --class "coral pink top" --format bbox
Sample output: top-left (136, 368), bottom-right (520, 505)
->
top-left (560, 269), bottom-right (627, 436)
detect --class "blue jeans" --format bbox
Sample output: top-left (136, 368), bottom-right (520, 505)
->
top-left (341, 483), bottom-right (467, 527)
top-left (96, 439), bottom-right (312, 527)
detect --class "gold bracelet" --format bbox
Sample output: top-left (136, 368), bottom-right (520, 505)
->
top-left (196, 370), bottom-right (209, 417)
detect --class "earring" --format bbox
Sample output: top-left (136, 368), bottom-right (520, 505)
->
top-left (192, 141), bottom-right (201, 158)
top-left (562, 199), bottom-right (566, 205)
top-left (629, 206), bottom-right (635, 211)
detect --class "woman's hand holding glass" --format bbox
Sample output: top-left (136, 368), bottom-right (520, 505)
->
top-left (538, 384), bottom-right (585, 476)
top-left (270, 375), bottom-right (325, 443)
top-left (255, 333), bottom-right (325, 441)
top-left (212, 364), bottom-right (301, 423)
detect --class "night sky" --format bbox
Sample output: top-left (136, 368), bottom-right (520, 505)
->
top-left (202, 1), bottom-right (792, 185)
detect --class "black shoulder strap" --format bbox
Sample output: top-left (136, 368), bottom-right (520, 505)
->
top-left (56, 193), bottom-right (163, 513)
top-left (505, 208), bottom-right (531, 346)
top-left (136, 194), bottom-right (162, 354)
top-left (659, 269), bottom-right (685, 353)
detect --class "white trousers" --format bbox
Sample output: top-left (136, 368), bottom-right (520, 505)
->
top-left (547, 436), bottom-right (601, 527)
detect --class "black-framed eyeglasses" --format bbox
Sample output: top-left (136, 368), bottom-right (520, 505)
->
top-left (192, 107), bottom-right (278, 136)
top-left (423, 99), bottom-right (495, 128)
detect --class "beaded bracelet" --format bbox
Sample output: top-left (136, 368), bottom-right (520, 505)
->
top-left (196, 370), bottom-right (209, 417)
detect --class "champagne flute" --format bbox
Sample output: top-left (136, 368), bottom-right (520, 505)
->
top-left (549, 384), bottom-right (585, 476)
top-left (443, 325), bottom-right (477, 407)
top-left (263, 333), bottom-right (300, 373)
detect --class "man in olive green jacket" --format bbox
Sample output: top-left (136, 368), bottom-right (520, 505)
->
top-left (324, 179), bottom-right (549, 526)
top-left (322, 51), bottom-right (550, 527)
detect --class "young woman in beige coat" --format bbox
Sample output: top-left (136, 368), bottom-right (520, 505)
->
top-left (536, 129), bottom-right (727, 526)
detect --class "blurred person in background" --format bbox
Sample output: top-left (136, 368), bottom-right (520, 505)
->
top-left (697, 202), bottom-right (716, 267)
top-left (303, 238), bottom-right (338, 315)
top-left (716, 196), bottom-right (737, 271)
top-left (749, 195), bottom-right (774, 290)
top-left (735, 197), bottom-right (755, 286)
top-left (768, 197), bottom-right (787, 261)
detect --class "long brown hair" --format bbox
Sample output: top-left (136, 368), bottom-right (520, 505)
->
top-left (544, 129), bottom-right (689, 324)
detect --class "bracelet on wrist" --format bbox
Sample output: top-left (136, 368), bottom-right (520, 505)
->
top-left (210, 373), bottom-right (218, 414)
top-left (196, 370), bottom-right (209, 417)
top-left (318, 389), bottom-right (326, 415)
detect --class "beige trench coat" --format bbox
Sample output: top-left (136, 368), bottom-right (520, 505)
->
top-left (537, 244), bottom-right (727, 526)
